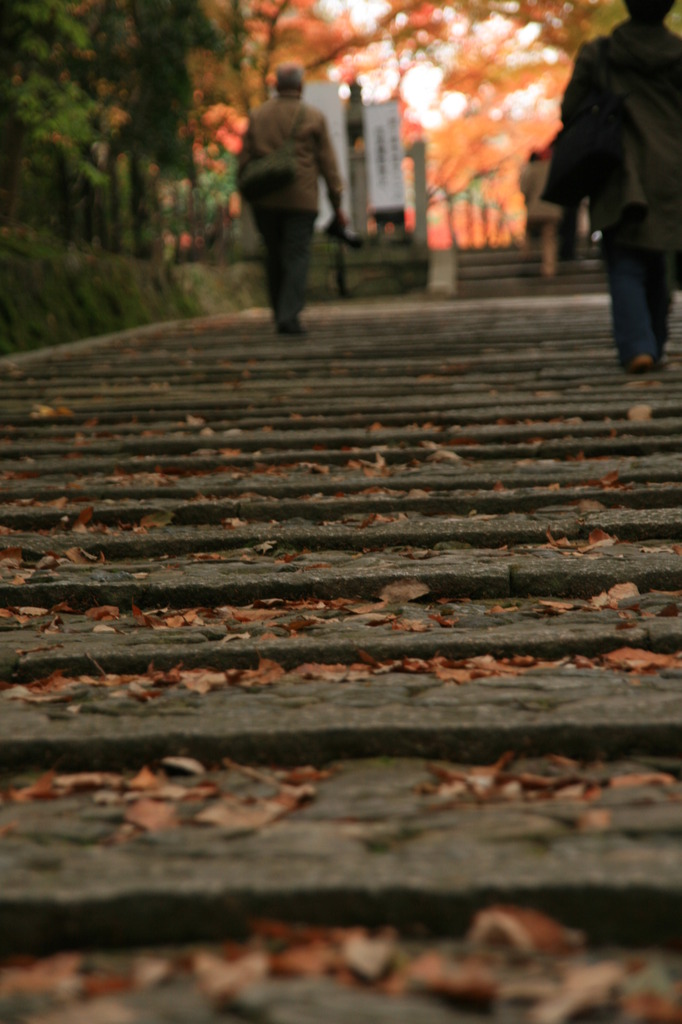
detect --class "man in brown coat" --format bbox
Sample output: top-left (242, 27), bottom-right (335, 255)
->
top-left (239, 63), bottom-right (346, 335)
top-left (562, 0), bottom-right (682, 372)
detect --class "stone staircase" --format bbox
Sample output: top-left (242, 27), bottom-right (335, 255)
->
top-left (455, 240), bottom-right (607, 299)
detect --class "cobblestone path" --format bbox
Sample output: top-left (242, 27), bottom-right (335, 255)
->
top-left (3, 296), bottom-right (682, 1022)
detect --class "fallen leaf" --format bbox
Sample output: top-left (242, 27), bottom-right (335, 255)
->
top-left (627, 404), bottom-right (653, 421)
top-left (124, 798), bottom-right (178, 832)
top-left (0, 952), bottom-right (83, 996)
top-left (379, 580), bottom-right (430, 603)
top-left (139, 510), bottom-right (175, 528)
top-left (194, 950), bottom-right (269, 1005)
top-left (160, 756), bottom-right (205, 776)
top-left (607, 582), bottom-right (639, 603)
top-left (530, 961), bottom-right (625, 1024)
top-left (342, 934), bottom-right (396, 982)
top-left (0, 547), bottom-right (22, 567)
top-left (610, 772), bottom-right (675, 789)
top-left (127, 766), bottom-right (162, 791)
top-left (408, 952), bottom-right (497, 1005)
top-left (71, 507), bottom-right (94, 533)
top-left (270, 942), bottom-right (337, 977)
top-left (467, 906), bottom-right (584, 954)
top-left (621, 993), bottom-right (682, 1023)
top-left (64, 547), bottom-right (99, 564)
top-left (603, 648), bottom-right (677, 671)
top-left (194, 799), bottom-right (284, 832)
top-left (85, 606), bottom-right (120, 621)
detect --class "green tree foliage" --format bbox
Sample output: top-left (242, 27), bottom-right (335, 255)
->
top-left (0, 0), bottom-right (94, 219)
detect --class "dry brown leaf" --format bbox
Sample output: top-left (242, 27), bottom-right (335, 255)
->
top-left (467, 905), bottom-right (584, 954)
top-left (194, 799), bottom-right (284, 832)
top-left (538, 600), bottom-right (575, 613)
top-left (627, 404), bottom-right (653, 421)
top-left (610, 772), bottom-right (675, 789)
top-left (193, 950), bottom-right (269, 1004)
top-left (127, 766), bottom-right (162, 791)
top-left (124, 798), bottom-right (178, 832)
top-left (342, 934), bottom-right (396, 982)
top-left (240, 658), bottom-right (285, 686)
top-left (408, 952), bottom-right (497, 1005)
top-left (379, 580), bottom-right (430, 604)
top-left (0, 952), bottom-right (83, 996)
top-left (139, 510), bottom-right (174, 529)
top-left (9, 769), bottom-right (57, 802)
top-left (64, 547), bottom-right (98, 565)
top-left (621, 993), bottom-right (682, 1023)
top-left (85, 606), bottom-right (120, 621)
top-left (54, 772), bottom-right (123, 793)
top-left (180, 669), bottom-right (228, 694)
top-left (270, 942), bottom-right (337, 977)
top-left (529, 961), bottom-right (625, 1024)
top-left (160, 756), bottom-right (205, 776)
top-left (603, 648), bottom-right (677, 671)
top-left (607, 583), bottom-right (640, 603)
top-left (0, 547), bottom-right (23, 567)
top-left (584, 528), bottom-right (617, 549)
top-left (131, 955), bottom-right (173, 989)
top-left (71, 506), bottom-right (94, 533)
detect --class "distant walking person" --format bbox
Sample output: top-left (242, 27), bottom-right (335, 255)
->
top-left (561, 0), bottom-right (682, 373)
top-left (520, 150), bottom-right (562, 278)
top-left (239, 63), bottom-right (346, 335)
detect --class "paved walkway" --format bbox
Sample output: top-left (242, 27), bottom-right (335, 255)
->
top-left (3, 295), bottom-right (682, 1022)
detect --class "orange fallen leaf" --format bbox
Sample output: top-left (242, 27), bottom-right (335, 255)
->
top-left (270, 942), bottom-right (337, 977)
top-left (610, 772), bottom-right (675, 789)
top-left (71, 506), bottom-right (94, 533)
top-left (124, 798), bottom-right (178, 832)
top-left (380, 580), bottom-right (430, 603)
top-left (85, 606), bottom-right (120, 621)
top-left (530, 961), bottom-right (625, 1024)
top-left (194, 799), bottom-right (284, 832)
top-left (608, 582), bottom-right (639, 602)
top-left (193, 950), bottom-right (269, 1005)
top-left (342, 934), bottom-right (396, 982)
top-left (408, 952), bottom-right (497, 1005)
top-left (127, 766), bottom-right (162, 791)
top-left (0, 952), bottom-right (83, 996)
top-left (467, 905), bottom-right (584, 954)
top-left (603, 648), bottom-right (677, 671)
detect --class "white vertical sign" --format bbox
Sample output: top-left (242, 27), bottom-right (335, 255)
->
top-left (363, 101), bottom-right (405, 212)
top-left (304, 82), bottom-right (351, 228)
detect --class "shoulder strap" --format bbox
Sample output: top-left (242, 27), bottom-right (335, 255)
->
top-left (289, 103), bottom-right (305, 140)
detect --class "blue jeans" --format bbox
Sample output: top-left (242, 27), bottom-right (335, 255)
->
top-left (602, 233), bottom-right (669, 366)
top-left (253, 208), bottom-right (316, 329)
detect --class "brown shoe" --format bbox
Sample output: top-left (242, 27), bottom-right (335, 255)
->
top-left (625, 354), bottom-right (655, 374)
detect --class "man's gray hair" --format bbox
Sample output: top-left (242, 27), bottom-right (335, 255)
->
top-left (276, 63), bottom-right (304, 92)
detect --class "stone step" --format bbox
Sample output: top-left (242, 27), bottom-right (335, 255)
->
top-left (2, 294), bottom-right (682, 973)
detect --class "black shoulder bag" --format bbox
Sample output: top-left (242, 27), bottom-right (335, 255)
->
top-left (542, 38), bottom-right (626, 206)
top-left (238, 105), bottom-right (304, 202)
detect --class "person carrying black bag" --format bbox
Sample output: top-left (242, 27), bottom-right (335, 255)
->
top-left (561, 0), bottom-right (682, 373)
top-left (238, 63), bottom-right (347, 336)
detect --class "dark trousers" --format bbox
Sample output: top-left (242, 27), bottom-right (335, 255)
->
top-left (253, 208), bottom-right (316, 329)
top-left (602, 232), bottom-right (669, 367)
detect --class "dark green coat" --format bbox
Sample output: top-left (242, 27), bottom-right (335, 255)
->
top-left (562, 19), bottom-right (682, 249)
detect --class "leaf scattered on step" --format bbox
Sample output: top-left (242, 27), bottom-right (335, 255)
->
top-left (467, 906), bottom-right (585, 954)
